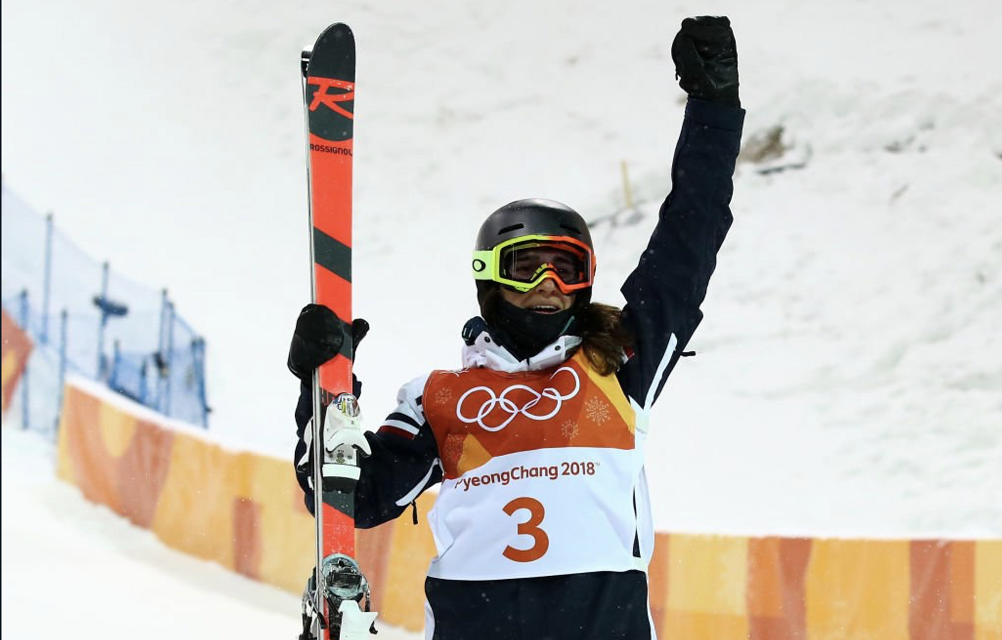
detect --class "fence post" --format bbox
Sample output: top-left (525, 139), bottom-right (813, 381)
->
top-left (110, 339), bottom-right (121, 393)
top-left (95, 261), bottom-right (110, 379)
top-left (192, 337), bottom-right (209, 428)
top-left (19, 289), bottom-right (30, 431)
top-left (164, 300), bottom-right (175, 418)
top-left (41, 212), bottom-right (53, 346)
top-left (56, 309), bottom-right (68, 435)
top-left (157, 289), bottom-right (168, 413)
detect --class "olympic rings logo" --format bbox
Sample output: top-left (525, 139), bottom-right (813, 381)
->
top-left (456, 367), bottom-right (581, 432)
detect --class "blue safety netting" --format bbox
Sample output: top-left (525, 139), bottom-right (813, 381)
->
top-left (1, 182), bottom-right (209, 435)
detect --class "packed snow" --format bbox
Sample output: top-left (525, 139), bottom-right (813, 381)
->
top-left (0, 425), bottom-right (421, 639)
top-left (2, 0), bottom-right (1001, 632)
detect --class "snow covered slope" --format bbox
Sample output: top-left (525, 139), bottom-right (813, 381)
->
top-left (0, 425), bottom-right (420, 639)
top-left (2, 0), bottom-right (1000, 537)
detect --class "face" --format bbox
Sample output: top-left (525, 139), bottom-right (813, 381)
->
top-left (499, 247), bottom-right (578, 313)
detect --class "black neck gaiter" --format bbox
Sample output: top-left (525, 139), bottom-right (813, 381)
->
top-left (487, 298), bottom-right (579, 362)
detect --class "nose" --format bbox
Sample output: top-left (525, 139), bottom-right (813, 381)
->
top-left (535, 277), bottom-right (560, 294)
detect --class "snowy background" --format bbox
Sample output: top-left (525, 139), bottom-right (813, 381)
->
top-left (3, 0), bottom-right (1001, 636)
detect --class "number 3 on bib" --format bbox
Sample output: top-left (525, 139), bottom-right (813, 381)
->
top-left (502, 497), bottom-right (550, 562)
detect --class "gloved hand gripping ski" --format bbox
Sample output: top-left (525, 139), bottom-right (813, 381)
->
top-left (289, 304), bottom-right (368, 398)
top-left (289, 304), bottom-right (344, 383)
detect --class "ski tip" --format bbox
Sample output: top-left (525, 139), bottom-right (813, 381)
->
top-left (306, 23), bottom-right (356, 82)
top-left (319, 22), bottom-right (354, 42)
top-left (306, 23), bottom-right (354, 65)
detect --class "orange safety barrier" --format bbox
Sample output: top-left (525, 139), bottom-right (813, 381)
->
top-left (56, 377), bottom-right (1002, 637)
top-left (1, 309), bottom-right (34, 416)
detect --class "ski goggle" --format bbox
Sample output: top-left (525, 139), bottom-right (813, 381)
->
top-left (472, 235), bottom-right (596, 294)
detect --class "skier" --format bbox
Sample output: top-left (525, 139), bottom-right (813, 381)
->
top-left (289, 16), bottom-right (744, 640)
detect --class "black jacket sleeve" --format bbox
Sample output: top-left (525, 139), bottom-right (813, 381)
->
top-left (293, 378), bottom-right (443, 528)
top-left (616, 98), bottom-right (744, 410)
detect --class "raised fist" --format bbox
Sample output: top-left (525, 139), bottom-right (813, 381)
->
top-left (671, 16), bottom-right (740, 107)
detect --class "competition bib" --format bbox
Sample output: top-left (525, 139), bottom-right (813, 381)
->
top-left (422, 351), bottom-right (649, 580)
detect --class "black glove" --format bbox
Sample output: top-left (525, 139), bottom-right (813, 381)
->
top-left (287, 305), bottom-right (371, 385)
top-left (288, 304), bottom-right (342, 383)
top-left (671, 16), bottom-right (740, 107)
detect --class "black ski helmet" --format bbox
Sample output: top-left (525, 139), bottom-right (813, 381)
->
top-left (473, 198), bottom-right (595, 312)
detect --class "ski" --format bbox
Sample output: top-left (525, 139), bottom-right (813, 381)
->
top-left (299, 23), bottom-right (376, 640)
